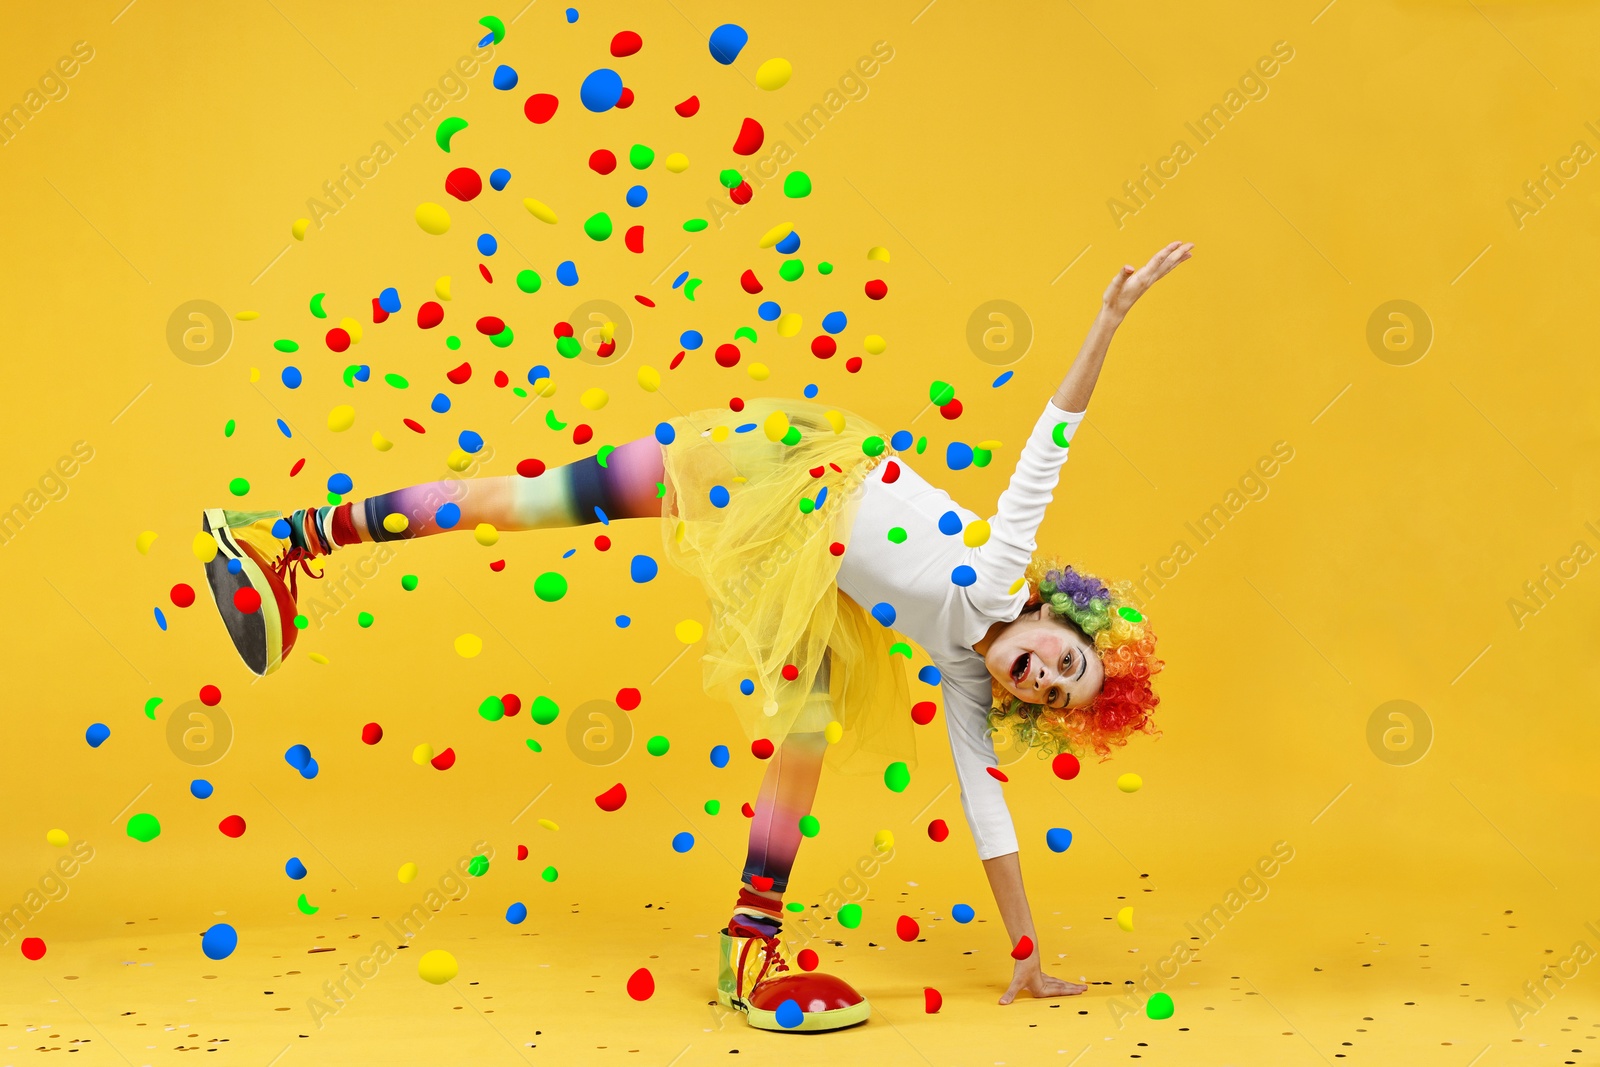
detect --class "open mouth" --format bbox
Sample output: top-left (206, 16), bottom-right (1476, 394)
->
top-left (1010, 652), bottom-right (1030, 684)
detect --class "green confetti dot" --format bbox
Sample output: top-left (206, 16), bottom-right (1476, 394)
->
top-left (516, 269), bottom-right (543, 293)
top-left (785, 901), bottom-right (805, 913)
top-left (884, 761), bottom-right (911, 793)
top-left (468, 854), bottom-right (489, 877)
top-left (915, 436), bottom-right (928, 455)
top-left (228, 477), bottom-right (250, 497)
top-left (1118, 606), bottom-right (1145, 622)
top-left (446, 335), bottom-right (461, 350)
top-left (142, 697), bottom-right (163, 720)
top-left (126, 813), bottom-right (161, 842)
top-left (817, 261), bottom-right (833, 275)
top-left (683, 219), bottom-right (709, 232)
top-left (930, 380), bottom-right (955, 406)
top-left (646, 735), bottom-right (670, 756)
top-left (718, 168), bottom-right (742, 189)
top-left (401, 575), bottom-right (419, 591)
top-left (309, 292), bottom-right (327, 318)
top-left (887, 527), bottom-right (907, 544)
top-left (535, 572), bottom-right (568, 602)
top-left (540, 865), bottom-right (559, 883)
top-left (778, 259), bottom-right (804, 282)
top-left (490, 326), bottom-right (515, 348)
top-left (512, 386), bottom-right (528, 397)
top-left (384, 373), bottom-right (409, 388)
top-left (629, 144), bottom-right (655, 169)
top-left (357, 611), bottom-right (374, 628)
top-left (223, 419), bottom-right (236, 437)
top-left (798, 497), bottom-right (815, 515)
top-left (294, 614), bottom-right (309, 629)
top-left (1052, 423), bottom-right (1073, 448)
top-left (326, 492), bottom-right (342, 505)
top-left (274, 339), bottom-right (299, 353)
top-left (973, 448), bottom-right (992, 468)
top-left (531, 695), bottom-right (560, 725)
top-left (781, 426), bottom-right (801, 446)
top-left (584, 212), bottom-right (613, 241)
top-left (862, 436), bottom-right (885, 457)
top-left (556, 335), bottom-right (582, 359)
top-left (479, 695), bottom-right (506, 721)
top-left (783, 171), bottom-right (812, 198)
top-left (703, 799), bottom-right (721, 815)
top-left (798, 814), bottom-right (820, 838)
top-left (838, 903), bottom-right (862, 928)
top-left (1146, 992), bottom-right (1175, 1020)
top-left (525, 738), bottom-right (543, 753)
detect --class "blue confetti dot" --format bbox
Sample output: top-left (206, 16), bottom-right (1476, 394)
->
top-left (615, 615), bottom-right (631, 628)
top-left (459, 430), bottom-right (484, 454)
top-left (992, 370), bottom-right (1014, 387)
top-left (774, 998), bottom-right (803, 1029)
top-left (757, 301), bottom-right (781, 321)
top-left (672, 271), bottom-right (688, 289)
top-left (672, 832), bottom-right (695, 853)
top-left (154, 606), bottom-right (167, 630)
top-left (276, 419), bottom-right (292, 438)
top-left (815, 486), bottom-right (828, 509)
top-left (272, 518), bottom-right (293, 538)
top-left (201, 923), bottom-right (238, 961)
top-left (871, 601), bottom-right (897, 627)
top-left (528, 364), bottom-right (550, 384)
top-left (709, 485), bottom-right (730, 508)
top-left (580, 67), bottom-right (624, 112)
top-left (226, 558), bottom-right (242, 575)
top-left (938, 511), bottom-right (962, 535)
top-left (626, 184), bottom-right (648, 207)
top-left (708, 23), bottom-right (748, 64)
top-left (891, 429), bottom-right (913, 451)
top-left (655, 422), bottom-right (676, 445)
top-left (822, 311), bottom-right (847, 334)
top-left (952, 903), bottom-right (975, 923)
top-left (281, 366), bottom-right (302, 389)
top-left (951, 565), bottom-right (977, 587)
top-left (378, 287), bottom-right (401, 313)
top-left (557, 260), bottom-right (579, 286)
top-left (918, 664), bottom-right (943, 686)
top-left (1046, 827), bottom-right (1074, 853)
top-left (566, 7), bottom-right (578, 23)
top-left (285, 745), bottom-right (311, 770)
top-left (630, 555), bottom-right (659, 583)
top-left (947, 442), bottom-right (974, 471)
top-left (593, 506), bottom-right (610, 525)
top-left (191, 779), bottom-right (214, 800)
top-left (739, 679), bottom-right (754, 695)
top-left (299, 757), bottom-right (319, 781)
top-left (775, 230), bottom-right (800, 254)
top-left (85, 723), bottom-right (110, 748)
top-left (285, 857), bottom-right (307, 879)
top-left (803, 383), bottom-right (819, 398)
top-left (680, 330), bottom-right (703, 350)
top-left (327, 473), bottom-right (353, 495)
top-left (493, 64), bottom-right (518, 90)
top-left (490, 167), bottom-right (511, 190)
top-left (436, 502), bottom-right (462, 529)
top-left (562, 547), bottom-right (577, 558)
top-left (432, 392), bottom-right (451, 414)
top-left (710, 744), bottom-right (730, 768)
top-left (506, 901), bottom-right (528, 924)
top-left (477, 233), bottom-right (498, 256)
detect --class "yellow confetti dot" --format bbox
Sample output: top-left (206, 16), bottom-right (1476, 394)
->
top-left (755, 57), bottom-right (793, 90)
top-left (523, 198), bottom-right (558, 224)
top-left (136, 530), bottom-right (158, 555)
top-left (580, 387), bottom-right (609, 410)
top-left (1117, 773), bottom-right (1143, 793)
top-left (776, 312), bottom-right (802, 338)
top-left (863, 334), bottom-right (887, 355)
top-left (824, 720), bottom-right (843, 744)
top-left (415, 202), bottom-right (451, 235)
top-left (474, 524), bottom-right (499, 547)
top-left (538, 818), bottom-right (559, 832)
top-left (664, 152), bottom-right (689, 173)
top-left (235, 310), bottom-right (260, 321)
top-left (867, 246), bottom-right (891, 262)
top-left (531, 376), bottom-right (557, 398)
top-left (308, 652), bottom-right (330, 664)
top-left (249, 366), bottom-right (260, 382)
top-left (636, 365), bottom-right (661, 392)
top-left (747, 362), bottom-right (770, 381)
top-left (340, 317), bottom-right (363, 345)
top-left (412, 744), bottom-right (434, 765)
top-left (874, 829), bottom-right (894, 852)
top-left (435, 276), bottom-right (452, 301)
top-left (1008, 576), bottom-right (1027, 595)
top-left (292, 218), bottom-right (311, 240)
top-left (418, 949), bottom-right (458, 985)
top-left (446, 449), bottom-right (473, 472)
top-left (382, 513), bottom-right (409, 534)
top-left (192, 531), bottom-right (218, 563)
top-left (398, 862), bottom-right (419, 883)
top-left (823, 410), bottom-right (846, 433)
top-left (372, 431), bottom-right (394, 452)
top-left (963, 520), bottom-right (991, 548)
top-left (328, 405), bottom-right (356, 432)
top-left (675, 619), bottom-right (704, 644)
top-left (1116, 907), bottom-right (1135, 932)
top-left (710, 425), bottom-right (731, 443)
top-left (672, 519), bottom-right (687, 544)
top-left (763, 410), bottom-right (790, 442)
top-left (46, 829), bottom-right (68, 847)
top-left (455, 633), bottom-right (484, 658)
top-left (759, 222), bottom-right (795, 249)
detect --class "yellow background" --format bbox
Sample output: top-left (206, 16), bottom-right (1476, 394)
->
top-left (2, 0), bottom-right (1597, 1063)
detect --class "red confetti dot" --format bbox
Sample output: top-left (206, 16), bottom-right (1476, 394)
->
top-left (740, 269), bottom-right (763, 294)
top-left (669, 350), bottom-right (686, 370)
top-left (170, 583), bottom-right (196, 608)
top-left (594, 534), bottom-right (611, 551)
top-left (1052, 753), bottom-right (1081, 780)
top-left (924, 987), bottom-right (943, 1013)
top-left (811, 335), bottom-right (837, 359)
top-left (361, 722), bottom-right (383, 745)
top-left (624, 225), bottom-right (644, 254)
top-left (940, 399), bottom-right (963, 420)
top-left (446, 361), bottom-right (472, 384)
top-left (21, 937), bottom-right (47, 961)
top-left (616, 86), bottom-right (634, 109)
top-left (730, 397), bottom-right (746, 412)
top-left (417, 301), bottom-right (444, 329)
top-left (796, 948), bottom-right (819, 971)
top-left (896, 915), bottom-right (920, 941)
top-left (845, 356), bottom-right (864, 374)
top-left (430, 747), bottom-right (456, 770)
top-left (219, 814), bottom-right (247, 838)
top-left (750, 875), bottom-right (775, 892)
top-left (403, 418), bottom-right (427, 434)
top-left (516, 458), bottom-right (547, 478)
top-left (865, 279), bottom-right (888, 300)
top-left (780, 664), bottom-right (799, 681)
top-left (986, 766), bottom-right (1009, 783)
top-left (494, 370), bottom-right (509, 388)
top-left (715, 343), bottom-right (741, 368)
top-left (927, 818), bottom-right (949, 842)
top-left (479, 263), bottom-right (493, 283)
top-left (732, 117), bottom-right (764, 155)
top-left (611, 30), bottom-right (643, 57)
top-left (634, 294), bottom-right (656, 307)
top-left (729, 180), bottom-right (753, 205)
top-left (595, 782), bottom-right (627, 811)
top-left (523, 93), bottom-right (559, 124)
top-left (199, 684), bottom-right (222, 706)
top-left (882, 460), bottom-right (901, 484)
top-left (289, 458), bottom-right (306, 477)
top-left (597, 337), bottom-right (617, 358)
top-left (372, 299), bottom-right (389, 324)
top-left (553, 321), bottom-right (574, 338)
top-left (741, 802), bottom-right (755, 818)
top-left (626, 966), bottom-right (654, 1000)
top-left (675, 95), bottom-right (700, 117)
top-left (489, 559), bottom-right (506, 572)
top-left (911, 701), bottom-right (937, 725)
top-left (233, 587), bottom-right (261, 614)
top-left (516, 844), bottom-right (529, 860)
top-left (501, 694), bottom-right (522, 717)
top-left (751, 738), bottom-right (775, 760)
top-left (829, 541), bottom-right (845, 556)
top-left (572, 424), bottom-right (593, 446)
top-left (616, 687), bottom-right (642, 711)
top-left (445, 167), bottom-right (482, 201)
top-left (476, 316), bottom-right (505, 336)
top-left (325, 327), bottom-right (350, 353)
top-left (1011, 935), bottom-right (1035, 961)
top-left (589, 149), bottom-right (617, 175)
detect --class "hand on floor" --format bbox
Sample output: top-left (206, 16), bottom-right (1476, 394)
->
top-left (998, 961), bottom-right (1088, 1004)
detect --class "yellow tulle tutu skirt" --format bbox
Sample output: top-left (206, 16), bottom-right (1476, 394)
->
top-left (658, 396), bottom-right (917, 776)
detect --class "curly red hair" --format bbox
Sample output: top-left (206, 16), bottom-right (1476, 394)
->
top-left (986, 554), bottom-right (1163, 760)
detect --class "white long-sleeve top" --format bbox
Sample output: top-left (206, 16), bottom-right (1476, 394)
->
top-left (835, 398), bottom-right (1087, 860)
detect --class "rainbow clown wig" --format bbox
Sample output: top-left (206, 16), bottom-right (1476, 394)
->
top-left (986, 554), bottom-right (1163, 760)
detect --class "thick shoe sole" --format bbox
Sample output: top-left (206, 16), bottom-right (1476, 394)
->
top-left (716, 988), bottom-right (870, 1032)
top-left (200, 509), bottom-right (282, 676)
